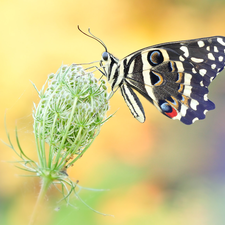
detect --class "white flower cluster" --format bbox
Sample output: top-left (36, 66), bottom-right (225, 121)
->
top-left (33, 64), bottom-right (109, 157)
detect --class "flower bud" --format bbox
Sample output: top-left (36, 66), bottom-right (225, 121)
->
top-left (33, 64), bottom-right (110, 166)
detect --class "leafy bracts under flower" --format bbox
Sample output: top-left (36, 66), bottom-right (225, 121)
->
top-left (32, 64), bottom-right (110, 171)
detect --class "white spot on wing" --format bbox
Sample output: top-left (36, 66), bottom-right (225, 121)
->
top-left (217, 37), bottom-right (225, 46)
top-left (192, 68), bottom-right (197, 74)
top-left (208, 53), bottom-right (215, 60)
top-left (190, 99), bottom-right (199, 110)
top-left (179, 56), bottom-right (185, 61)
top-left (214, 46), bottom-right (219, 52)
top-left (180, 46), bottom-right (189, 57)
top-left (204, 94), bottom-right (208, 101)
top-left (199, 69), bottom-right (207, 76)
top-left (192, 117), bottom-right (199, 123)
top-left (198, 40), bottom-right (205, 47)
top-left (191, 57), bottom-right (204, 63)
top-left (211, 64), bottom-right (216, 69)
top-left (219, 56), bottom-right (224, 62)
top-left (180, 104), bottom-right (188, 117)
top-left (203, 109), bottom-right (208, 115)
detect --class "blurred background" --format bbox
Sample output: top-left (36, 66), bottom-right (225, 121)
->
top-left (1, 0), bottom-right (225, 224)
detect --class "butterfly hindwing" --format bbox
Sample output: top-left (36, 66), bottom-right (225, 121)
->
top-left (121, 36), bottom-right (225, 124)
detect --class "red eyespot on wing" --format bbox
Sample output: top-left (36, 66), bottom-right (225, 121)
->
top-left (165, 107), bottom-right (178, 118)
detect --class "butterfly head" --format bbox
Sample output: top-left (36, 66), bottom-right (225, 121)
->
top-left (101, 51), bottom-right (111, 72)
top-left (77, 26), bottom-right (112, 72)
top-left (77, 26), bottom-right (119, 82)
top-left (101, 51), bottom-right (119, 65)
top-left (102, 51), bottom-right (109, 61)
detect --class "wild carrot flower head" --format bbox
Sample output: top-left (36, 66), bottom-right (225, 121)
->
top-left (33, 64), bottom-right (110, 172)
top-left (4, 63), bottom-right (112, 217)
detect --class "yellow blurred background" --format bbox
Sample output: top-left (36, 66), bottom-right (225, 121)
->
top-left (1, 0), bottom-right (225, 224)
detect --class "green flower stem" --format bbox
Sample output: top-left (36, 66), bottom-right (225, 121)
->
top-left (68, 126), bottom-right (83, 152)
top-left (36, 122), bottom-right (43, 166)
top-left (29, 177), bottom-right (52, 225)
top-left (57, 126), bottom-right (84, 168)
top-left (53, 96), bottom-right (78, 169)
top-left (39, 85), bottom-right (62, 169)
top-left (33, 119), bottom-right (41, 166)
top-left (57, 127), bottom-right (86, 170)
top-left (48, 114), bottom-right (59, 168)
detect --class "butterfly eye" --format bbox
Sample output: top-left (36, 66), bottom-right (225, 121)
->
top-left (102, 52), bottom-right (109, 61)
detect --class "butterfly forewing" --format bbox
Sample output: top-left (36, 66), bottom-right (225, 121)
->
top-left (111, 36), bottom-right (225, 125)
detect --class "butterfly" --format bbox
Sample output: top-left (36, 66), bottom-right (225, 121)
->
top-left (78, 26), bottom-right (225, 125)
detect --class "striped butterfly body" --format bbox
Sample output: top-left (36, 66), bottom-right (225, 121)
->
top-left (79, 28), bottom-right (225, 125)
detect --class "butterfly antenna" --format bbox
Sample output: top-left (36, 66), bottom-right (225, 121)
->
top-left (76, 60), bottom-right (101, 65)
top-left (77, 25), bottom-right (108, 52)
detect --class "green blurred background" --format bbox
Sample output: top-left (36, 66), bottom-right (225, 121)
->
top-left (1, 0), bottom-right (225, 224)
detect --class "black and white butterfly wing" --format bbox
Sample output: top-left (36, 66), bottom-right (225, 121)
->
top-left (120, 36), bottom-right (225, 124)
